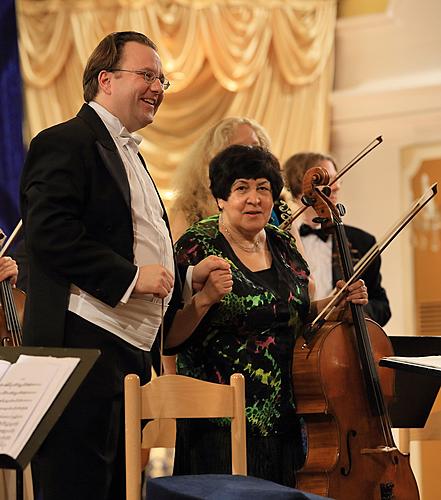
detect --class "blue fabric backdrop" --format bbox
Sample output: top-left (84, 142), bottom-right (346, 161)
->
top-left (0, 0), bottom-right (24, 237)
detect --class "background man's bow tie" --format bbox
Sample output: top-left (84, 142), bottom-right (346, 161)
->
top-left (299, 223), bottom-right (330, 242)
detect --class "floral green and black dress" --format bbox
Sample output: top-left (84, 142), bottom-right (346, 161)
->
top-left (168, 215), bottom-right (310, 486)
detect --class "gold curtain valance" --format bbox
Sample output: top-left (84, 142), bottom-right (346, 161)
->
top-left (17, 0), bottom-right (336, 195)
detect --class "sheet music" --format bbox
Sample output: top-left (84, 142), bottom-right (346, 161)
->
top-left (0, 360), bottom-right (10, 380)
top-left (0, 355), bottom-right (80, 459)
top-left (382, 355), bottom-right (441, 370)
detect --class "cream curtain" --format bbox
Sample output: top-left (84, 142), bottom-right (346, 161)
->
top-left (16, 0), bottom-right (336, 197)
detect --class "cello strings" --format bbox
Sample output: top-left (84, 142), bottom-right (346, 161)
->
top-left (334, 218), bottom-right (394, 448)
top-left (1, 280), bottom-right (22, 345)
top-left (0, 220), bottom-right (24, 346)
top-left (355, 307), bottom-right (395, 446)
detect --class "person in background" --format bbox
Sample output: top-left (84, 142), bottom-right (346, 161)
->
top-left (164, 145), bottom-right (368, 486)
top-left (169, 117), bottom-right (292, 240)
top-left (20, 31), bottom-right (226, 500)
top-left (283, 152), bottom-right (391, 326)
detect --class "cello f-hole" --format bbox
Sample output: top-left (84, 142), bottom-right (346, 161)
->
top-left (341, 429), bottom-right (357, 476)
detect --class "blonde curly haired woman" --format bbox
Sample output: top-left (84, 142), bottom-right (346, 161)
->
top-left (169, 117), bottom-right (271, 241)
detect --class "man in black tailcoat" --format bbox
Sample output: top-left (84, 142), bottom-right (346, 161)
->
top-left (20, 31), bottom-right (226, 500)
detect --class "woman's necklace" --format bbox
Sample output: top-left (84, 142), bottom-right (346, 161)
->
top-left (220, 215), bottom-right (262, 253)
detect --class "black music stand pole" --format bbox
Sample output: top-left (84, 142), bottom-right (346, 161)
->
top-left (16, 469), bottom-right (23, 500)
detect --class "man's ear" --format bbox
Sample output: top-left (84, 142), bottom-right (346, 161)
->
top-left (217, 199), bottom-right (224, 211)
top-left (97, 70), bottom-right (112, 95)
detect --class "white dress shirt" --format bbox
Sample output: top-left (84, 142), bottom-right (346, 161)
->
top-left (68, 102), bottom-right (174, 350)
top-left (299, 223), bottom-right (334, 301)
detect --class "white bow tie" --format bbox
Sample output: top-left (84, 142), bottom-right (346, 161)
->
top-left (117, 126), bottom-right (142, 149)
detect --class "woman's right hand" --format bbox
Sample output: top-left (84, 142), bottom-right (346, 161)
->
top-left (164, 267), bottom-right (233, 350)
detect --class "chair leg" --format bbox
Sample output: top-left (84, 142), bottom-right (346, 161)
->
top-left (125, 374), bottom-right (143, 500)
top-left (141, 448), bottom-right (151, 470)
top-left (230, 373), bottom-right (247, 475)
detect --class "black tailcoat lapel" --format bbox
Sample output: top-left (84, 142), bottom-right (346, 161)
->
top-left (77, 104), bottom-right (131, 209)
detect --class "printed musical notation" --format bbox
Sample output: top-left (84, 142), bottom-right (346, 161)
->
top-left (0, 355), bottom-right (79, 459)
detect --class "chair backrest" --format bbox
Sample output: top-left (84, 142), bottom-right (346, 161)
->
top-left (125, 373), bottom-right (247, 500)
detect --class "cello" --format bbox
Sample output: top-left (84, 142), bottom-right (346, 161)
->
top-left (292, 167), bottom-right (421, 499)
top-left (0, 223), bottom-right (24, 346)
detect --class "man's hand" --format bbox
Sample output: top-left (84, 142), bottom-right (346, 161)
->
top-left (0, 256), bottom-right (18, 285)
top-left (192, 256), bottom-right (230, 291)
top-left (134, 264), bottom-right (174, 298)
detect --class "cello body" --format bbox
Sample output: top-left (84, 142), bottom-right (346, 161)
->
top-left (293, 318), bottom-right (419, 499)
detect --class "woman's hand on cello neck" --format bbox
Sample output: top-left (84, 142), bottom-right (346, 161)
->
top-left (336, 279), bottom-right (368, 306)
top-left (311, 278), bottom-right (368, 321)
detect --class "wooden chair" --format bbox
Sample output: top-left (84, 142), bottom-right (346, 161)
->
top-left (124, 373), bottom-right (332, 500)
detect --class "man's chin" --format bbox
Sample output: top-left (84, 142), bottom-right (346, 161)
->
top-left (136, 116), bottom-right (154, 130)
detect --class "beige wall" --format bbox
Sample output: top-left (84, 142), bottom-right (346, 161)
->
top-left (331, 0), bottom-right (441, 497)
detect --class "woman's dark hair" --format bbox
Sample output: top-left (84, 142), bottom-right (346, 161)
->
top-left (209, 145), bottom-right (284, 201)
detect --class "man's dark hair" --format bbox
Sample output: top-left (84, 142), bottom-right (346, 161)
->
top-left (283, 152), bottom-right (337, 198)
top-left (83, 31), bottom-right (157, 102)
top-left (209, 145), bottom-right (284, 201)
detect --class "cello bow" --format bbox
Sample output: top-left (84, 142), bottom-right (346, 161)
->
top-left (306, 183), bottom-right (437, 339)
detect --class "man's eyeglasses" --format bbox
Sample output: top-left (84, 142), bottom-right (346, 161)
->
top-left (107, 68), bottom-right (170, 90)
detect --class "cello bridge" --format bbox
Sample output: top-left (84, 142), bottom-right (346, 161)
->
top-left (360, 446), bottom-right (398, 455)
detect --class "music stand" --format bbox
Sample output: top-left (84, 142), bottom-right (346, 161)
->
top-left (382, 336), bottom-right (441, 428)
top-left (380, 358), bottom-right (441, 379)
top-left (0, 346), bottom-right (100, 500)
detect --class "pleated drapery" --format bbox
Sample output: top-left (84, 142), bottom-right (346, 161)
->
top-left (16, 0), bottom-right (336, 197)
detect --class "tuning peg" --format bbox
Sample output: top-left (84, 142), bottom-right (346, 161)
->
top-left (336, 203), bottom-right (346, 217)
